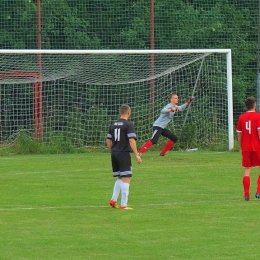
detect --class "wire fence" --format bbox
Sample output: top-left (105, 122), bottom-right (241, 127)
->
top-left (0, 0), bottom-right (258, 147)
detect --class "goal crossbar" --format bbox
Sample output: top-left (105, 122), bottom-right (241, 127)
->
top-left (0, 49), bottom-right (231, 54)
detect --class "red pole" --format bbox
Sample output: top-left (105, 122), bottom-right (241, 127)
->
top-left (37, 0), bottom-right (43, 139)
top-left (150, 0), bottom-right (155, 115)
top-left (33, 82), bottom-right (39, 139)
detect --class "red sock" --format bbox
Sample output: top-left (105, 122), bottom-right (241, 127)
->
top-left (160, 140), bottom-right (175, 155)
top-left (139, 140), bottom-right (153, 153)
top-left (256, 175), bottom-right (260, 194)
top-left (243, 176), bottom-right (250, 198)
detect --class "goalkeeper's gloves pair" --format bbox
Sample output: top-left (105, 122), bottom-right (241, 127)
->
top-left (186, 96), bottom-right (195, 105)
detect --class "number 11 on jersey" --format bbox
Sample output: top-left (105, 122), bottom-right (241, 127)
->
top-left (114, 128), bottom-right (121, 141)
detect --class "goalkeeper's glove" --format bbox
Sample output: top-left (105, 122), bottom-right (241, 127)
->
top-left (186, 96), bottom-right (195, 105)
top-left (170, 107), bottom-right (179, 112)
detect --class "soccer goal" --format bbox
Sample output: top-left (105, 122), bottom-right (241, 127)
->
top-left (0, 49), bottom-right (233, 150)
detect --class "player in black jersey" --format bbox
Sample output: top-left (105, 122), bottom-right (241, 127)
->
top-left (106, 104), bottom-right (142, 210)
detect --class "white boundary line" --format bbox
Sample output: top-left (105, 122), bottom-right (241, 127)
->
top-left (0, 199), bottom-right (250, 211)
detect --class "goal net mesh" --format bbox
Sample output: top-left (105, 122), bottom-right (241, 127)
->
top-left (0, 51), bottom-right (229, 150)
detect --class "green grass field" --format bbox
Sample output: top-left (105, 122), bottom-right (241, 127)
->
top-left (0, 151), bottom-right (259, 260)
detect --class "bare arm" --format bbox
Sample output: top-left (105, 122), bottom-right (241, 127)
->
top-left (106, 138), bottom-right (112, 152)
top-left (129, 138), bottom-right (142, 164)
top-left (237, 132), bottom-right (242, 149)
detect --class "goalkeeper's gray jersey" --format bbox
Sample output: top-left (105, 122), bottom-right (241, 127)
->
top-left (153, 103), bottom-right (187, 129)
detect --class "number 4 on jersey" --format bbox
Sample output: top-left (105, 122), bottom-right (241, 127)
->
top-left (246, 120), bottom-right (251, 134)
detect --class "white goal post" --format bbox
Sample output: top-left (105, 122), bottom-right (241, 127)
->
top-left (0, 49), bottom-right (233, 150)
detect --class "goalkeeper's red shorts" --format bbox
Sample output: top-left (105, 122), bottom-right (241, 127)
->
top-left (242, 151), bottom-right (260, 167)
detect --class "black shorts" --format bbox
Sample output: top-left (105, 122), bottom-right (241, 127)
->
top-left (151, 126), bottom-right (178, 144)
top-left (111, 152), bottom-right (132, 177)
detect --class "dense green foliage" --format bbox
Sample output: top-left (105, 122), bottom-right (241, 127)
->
top-left (0, 1), bottom-right (257, 100)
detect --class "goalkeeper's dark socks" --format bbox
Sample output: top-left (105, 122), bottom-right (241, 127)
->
top-left (256, 175), bottom-right (260, 194)
top-left (139, 140), bottom-right (153, 153)
top-left (243, 176), bottom-right (250, 198)
top-left (160, 140), bottom-right (175, 155)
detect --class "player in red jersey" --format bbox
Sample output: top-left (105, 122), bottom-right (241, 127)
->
top-left (236, 96), bottom-right (260, 200)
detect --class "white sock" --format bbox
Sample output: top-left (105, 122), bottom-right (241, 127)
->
top-left (111, 179), bottom-right (122, 202)
top-left (121, 182), bottom-right (130, 207)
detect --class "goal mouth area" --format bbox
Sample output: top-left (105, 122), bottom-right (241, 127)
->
top-left (0, 49), bottom-right (233, 151)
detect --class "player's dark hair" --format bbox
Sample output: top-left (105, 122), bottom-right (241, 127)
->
top-left (245, 96), bottom-right (256, 110)
top-left (120, 104), bottom-right (131, 115)
top-left (168, 93), bottom-right (177, 102)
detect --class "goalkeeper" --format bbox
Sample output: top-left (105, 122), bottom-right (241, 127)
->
top-left (139, 93), bottom-right (195, 156)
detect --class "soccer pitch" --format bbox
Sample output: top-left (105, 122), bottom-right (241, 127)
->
top-left (0, 151), bottom-right (259, 259)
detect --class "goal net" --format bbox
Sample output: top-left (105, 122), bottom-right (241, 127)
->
top-left (0, 49), bottom-right (233, 150)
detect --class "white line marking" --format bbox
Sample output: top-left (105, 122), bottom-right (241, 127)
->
top-left (0, 199), bottom-right (253, 211)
